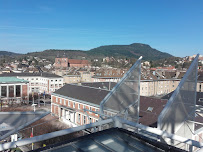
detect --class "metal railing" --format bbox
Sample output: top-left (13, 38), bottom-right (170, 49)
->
top-left (0, 116), bottom-right (203, 151)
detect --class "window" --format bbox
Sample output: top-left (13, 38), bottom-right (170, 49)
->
top-left (1, 86), bottom-right (7, 97)
top-left (83, 116), bottom-right (86, 124)
top-left (198, 98), bottom-right (203, 102)
top-left (73, 102), bottom-right (75, 108)
top-left (64, 100), bottom-right (66, 105)
top-left (56, 98), bottom-right (58, 103)
top-left (89, 107), bottom-right (92, 113)
top-left (16, 85), bottom-right (21, 97)
top-left (147, 107), bottom-right (153, 112)
top-left (60, 98), bottom-right (62, 104)
top-left (78, 104), bottom-right (80, 109)
top-left (89, 117), bottom-right (92, 123)
top-left (68, 101), bottom-right (70, 106)
top-left (55, 80), bottom-right (57, 82)
top-left (78, 114), bottom-right (81, 123)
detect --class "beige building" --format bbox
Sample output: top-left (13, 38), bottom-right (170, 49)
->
top-left (140, 79), bottom-right (180, 96)
top-left (63, 71), bottom-right (92, 84)
top-left (63, 75), bottom-right (81, 84)
top-left (80, 71), bottom-right (92, 82)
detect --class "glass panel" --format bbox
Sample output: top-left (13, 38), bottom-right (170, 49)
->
top-left (74, 139), bottom-right (111, 152)
top-left (158, 54), bottom-right (199, 140)
top-left (94, 134), bottom-right (135, 152)
top-left (100, 58), bottom-right (141, 122)
top-left (16, 85), bottom-right (21, 97)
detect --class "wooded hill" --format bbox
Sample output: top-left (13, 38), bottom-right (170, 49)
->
top-left (0, 43), bottom-right (173, 63)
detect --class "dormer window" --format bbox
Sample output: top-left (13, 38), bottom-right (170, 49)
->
top-left (147, 107), bottom-right (153, 112)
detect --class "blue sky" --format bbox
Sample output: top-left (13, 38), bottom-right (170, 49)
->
top-left (0, 0), bottom-right (203, 57)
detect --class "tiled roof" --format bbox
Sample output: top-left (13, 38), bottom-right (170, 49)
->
top-left (139, 96), bottom-right (167, 127)
top-left (0, 72), bottom-right (62, 78)
top-left (94, 68), bottom-right (127, 78)
top-left (176, 72), bottom-right (186, 79)
top-left (68, 59), bottom-right (89, 64)
top-left (164, 72), bottom-right (176, 79)
top-left (198, 72), bottom-right (203, 81)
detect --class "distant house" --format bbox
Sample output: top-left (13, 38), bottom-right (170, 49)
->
top-left (91, 68), bottom-right (126, 83)
top-left (54, 58), bottom-right (89, 68)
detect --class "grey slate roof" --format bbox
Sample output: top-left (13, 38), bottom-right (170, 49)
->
top-left (53, 84), bottom-right (109, 106)
top-left (53, 84), bottom-right (167, 127)
top-left (81, 82), bottom-right (117, 90)
top-left (0, 72), bottom-right (62, 78)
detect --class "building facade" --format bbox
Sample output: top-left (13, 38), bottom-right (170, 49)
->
top-left (0, 77), bottom-right (29, 103)
top-left (0, 73), bottom-right (63, 94)
top-left (55, 58), bottom-right (89, 68)
top-left (51, 84), bottom-right (104, 127)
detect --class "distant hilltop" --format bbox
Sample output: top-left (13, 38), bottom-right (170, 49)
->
top-left (87, 43), bottom-right (173, 60)
top-left (0, 51), bottom-right (22, 56)
top-left (0, 43), bottom-right (173, 61)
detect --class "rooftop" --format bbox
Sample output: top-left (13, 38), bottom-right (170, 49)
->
top-left (81, 82), bottom-right (117, 90)
top-left (0, 77), bottom-right (28, 84)
top-left (0, 72), bottom-right (62, 78)
top-left (33, 128), bottom-right (184, 152)
top-left (53, 83), bottom-right (167, 127)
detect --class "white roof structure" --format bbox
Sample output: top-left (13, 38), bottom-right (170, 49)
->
top-left (158, 54), bottom-right (199, 148)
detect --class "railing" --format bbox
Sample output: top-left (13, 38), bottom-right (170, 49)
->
top-left (0, 116), bottom-right (203, 151)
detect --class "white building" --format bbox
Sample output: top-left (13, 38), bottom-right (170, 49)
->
top-left (0, 73), bottom-right (63, 94)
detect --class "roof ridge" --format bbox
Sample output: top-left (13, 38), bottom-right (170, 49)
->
top-left (67, 83), bottom-right (109, 91)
